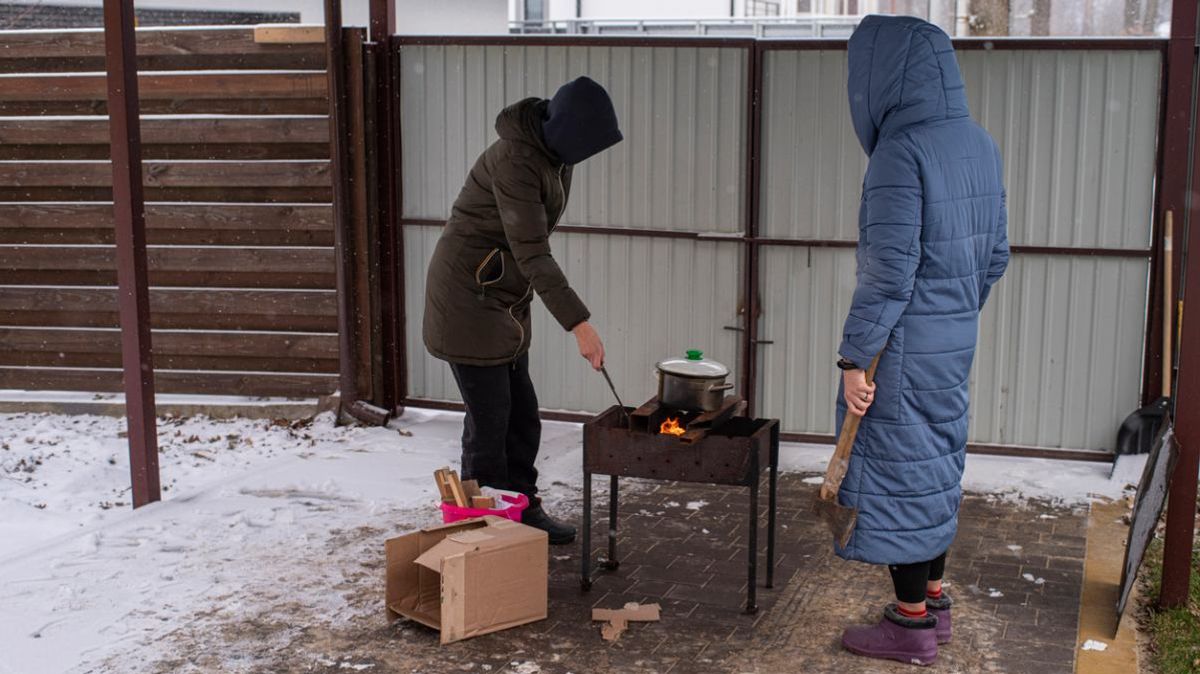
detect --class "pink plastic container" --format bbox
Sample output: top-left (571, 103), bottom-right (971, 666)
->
top-left (440, 491), bottom-right (529, 524)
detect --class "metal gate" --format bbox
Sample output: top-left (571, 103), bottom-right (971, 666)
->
top-left (390, 35), bottom-right (1166, 456)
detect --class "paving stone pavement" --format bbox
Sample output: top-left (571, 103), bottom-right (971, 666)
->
top-left (370, 473), bottom-right (1088, 674)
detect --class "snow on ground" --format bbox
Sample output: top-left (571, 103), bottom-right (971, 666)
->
top-left (0, 409), bottom-right (586, 674)
top-left (0, 408), bottom-right (1141, 673)
top-left (775, 444), bottom-right (1143, 505)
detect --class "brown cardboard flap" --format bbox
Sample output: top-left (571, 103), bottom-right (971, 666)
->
top-left (483, 516), bottom-right (519, 529)
top-left (601, 617), bottom-right (629, 642)
top-left (439, 553), bottom-right (468, 644)
top-left (592, 602), bottom-right (662, 622)
top-left (457, 543), bottom-right (548, 640)
top-left (385, 536), bottom-right (419, 621)
top-left (386, 534), bottom-right (443, 627)
top-left (414, 537), bottom-right (476, 571)
top-left (448, 529), bottom-right (495, 545)
top-left (420, 517), bottom-right (489, 535)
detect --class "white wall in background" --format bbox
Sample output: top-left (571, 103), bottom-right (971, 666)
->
top-left (576, 0), bottom-right (733, 19)
top-left (394, 0), bottom-right (508, 34)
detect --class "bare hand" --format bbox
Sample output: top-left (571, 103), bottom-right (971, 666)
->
top-left (573, 321), bottom-right (604, 371)
top-left (843, 368), bottom-right (876, 417)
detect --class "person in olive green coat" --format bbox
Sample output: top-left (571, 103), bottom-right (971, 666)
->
top-left (423, 77), bottom-right (622, 544)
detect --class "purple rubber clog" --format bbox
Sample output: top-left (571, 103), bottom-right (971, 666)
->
top-left (841, 604), bottom-right (939, 667)
top-left (926, 593), bottom-right (952, 644)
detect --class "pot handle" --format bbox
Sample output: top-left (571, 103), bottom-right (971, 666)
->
top-left (708, 382), bottom-right (736, 392)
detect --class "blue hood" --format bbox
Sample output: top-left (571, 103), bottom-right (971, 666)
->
top-left (847, 15), bottom-right (969, 155)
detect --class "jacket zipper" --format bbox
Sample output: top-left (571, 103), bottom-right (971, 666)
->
top-left (550, 164), bottom-right (568, 231)
top-left (507, 164), bottom-right (569, 363)
top-left (476, 247), bottom-right (503, 299)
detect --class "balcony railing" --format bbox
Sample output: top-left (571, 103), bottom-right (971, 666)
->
top-left (508, 15), bottom-right (864, 38)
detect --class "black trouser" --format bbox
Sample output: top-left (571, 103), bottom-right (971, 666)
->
top-left (888, 552), bottom-right (948, 604)
top-left (449, 353), bottom-right (541, 498)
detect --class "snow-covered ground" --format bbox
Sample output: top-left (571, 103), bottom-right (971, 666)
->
top-left (0, 408), bottom-right (1140, 674)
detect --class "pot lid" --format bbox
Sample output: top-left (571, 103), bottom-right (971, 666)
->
top-left (656, 349), bottom-right (729, 378)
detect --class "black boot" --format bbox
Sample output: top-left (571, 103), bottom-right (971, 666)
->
top-left (521, 501), bottom-right (576, 545)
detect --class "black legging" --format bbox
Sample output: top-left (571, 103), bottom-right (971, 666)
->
top-left (888, 552), bottom-right (948, 604)
top-left (449, 353), bottom-right (542, 497)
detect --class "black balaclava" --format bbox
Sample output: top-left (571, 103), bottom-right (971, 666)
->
top-left (540, 76), bottom-right (623, 165)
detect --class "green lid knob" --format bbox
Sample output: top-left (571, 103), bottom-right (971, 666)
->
top-left (686, 349), bottom-right (703, 360)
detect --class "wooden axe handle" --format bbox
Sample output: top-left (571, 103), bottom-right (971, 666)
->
top-left (819, 353), bottom-right (882, 501)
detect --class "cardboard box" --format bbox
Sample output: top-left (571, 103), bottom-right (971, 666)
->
top-left (385, 516), bottom-right (548, 644)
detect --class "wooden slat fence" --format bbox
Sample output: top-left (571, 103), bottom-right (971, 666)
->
top-left (0, 26), bottom-right (361, 399)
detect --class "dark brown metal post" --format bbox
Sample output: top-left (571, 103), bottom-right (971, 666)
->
top-left (103, 0), bottom-right (159, 508)
top-left (369, 0), bottom-right (393, 43)
top-left (740, 43), bottom-right (765, 416)
top-left (388, 41), bottom-right (407, 414)
top-left (1160, 0), bottom-right (1200, 610)
top-left (367, 0), bottom-right (404, 413)
top-left (324, 0), bottom-right (360, 417)
top-left (1144, 7), bottom-right (1194, 406)
top-left (344, 30), bottom-right (374, 401)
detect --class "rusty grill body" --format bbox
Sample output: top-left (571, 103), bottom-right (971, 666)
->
top-left (580, 395), bottom-right (780, 613)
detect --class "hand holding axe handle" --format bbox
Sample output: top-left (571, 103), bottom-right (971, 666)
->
top-left (814, 353), bottom-right (882, 548)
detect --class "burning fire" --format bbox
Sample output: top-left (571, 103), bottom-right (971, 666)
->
top-left (659, 417), bottom-right (686, 436)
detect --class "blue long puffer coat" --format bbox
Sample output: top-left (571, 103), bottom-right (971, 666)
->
top-left (834, 15), bottom-right (1010, 565)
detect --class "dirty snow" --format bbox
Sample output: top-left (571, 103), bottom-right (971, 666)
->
top-left (0, 407), bottom-right (1146, 673)
top-left (1022, 573), bottom-right (1047, 585)
top-left (1081, 639), bottom-right (1109, 652)
top-left (777, 444), bottom-right (1144, 505)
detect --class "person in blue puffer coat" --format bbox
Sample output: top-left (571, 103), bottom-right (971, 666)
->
top-left (832, 15), bottom-right (1009, 666)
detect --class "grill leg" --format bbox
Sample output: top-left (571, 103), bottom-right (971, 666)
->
top-left (581, 470), bottom-right (592, 591)
top-left (605, 475), bottom-right (620, 570)
top-left (767, 433), bottom-right (778, 589)
top-left (747, 450), bottom-right (759, 614)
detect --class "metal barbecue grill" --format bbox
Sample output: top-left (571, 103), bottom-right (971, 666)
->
top-left (580, 394), bottom-right (780, 613)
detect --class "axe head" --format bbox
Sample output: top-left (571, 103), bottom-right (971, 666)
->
top-left (812, 496), bottom-right (858, 549)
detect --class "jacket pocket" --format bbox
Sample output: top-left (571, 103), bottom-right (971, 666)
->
top-left (474, 248), bottom-right (504, 287)
top-left (871, 326), bottom-right (904, 423)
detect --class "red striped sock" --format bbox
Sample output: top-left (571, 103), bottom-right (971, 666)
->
top-left (897, 605), bottom-right (927, 619)
top-left (926, 587), bottom-right (943, 600)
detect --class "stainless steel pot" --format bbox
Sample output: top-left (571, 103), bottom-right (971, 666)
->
top-left (655, 350), bottom-right (734, 412)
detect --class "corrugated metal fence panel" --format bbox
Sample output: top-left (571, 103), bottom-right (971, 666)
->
top-left (405, 228), bottom-right (744, 410)
top-left (969, 255), bottom-right (1149, 450)
top-left (403, 225), bottom-right (459, 402)
top-left (402, 42), bottom-right (1159, 452)
top-left (760, 48), bottom-right (1161, 249)
top-left (399, 44), bottom-right (747, 233)
top-left (527, 234), bottom-right (743, 413)
top-left (959, 49), bottom-right (1161, 249)
top-left (759, 247), bottom-right (1149, 450)
top-left (760, 50), bottom-right (866, 241)
top-left (756, 47), bottom-right (1159, 451)
top-left (756, 246), bottom-right (857, 434)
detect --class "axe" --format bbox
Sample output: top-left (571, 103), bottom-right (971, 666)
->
top-left (813, 353), bottom-right (881, 549)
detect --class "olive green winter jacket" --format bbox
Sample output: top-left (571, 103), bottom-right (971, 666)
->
top-left (422, 98), bottom-right (589, 366)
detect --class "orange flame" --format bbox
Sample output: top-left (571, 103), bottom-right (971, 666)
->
top-left (659, 417), bottom-right (686, 436)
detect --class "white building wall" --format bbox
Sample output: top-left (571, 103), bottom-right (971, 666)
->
top-left (575, 0), bottom-right (733, 19)
top-left (394, 0), bottom-right (508, 34)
